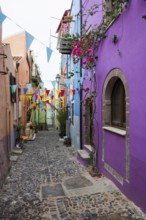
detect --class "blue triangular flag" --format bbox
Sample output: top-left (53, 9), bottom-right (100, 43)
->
top-left (46, 47), bottom-right (52, 62)
top-left (49, 94), bottom-right (52, 98)
top-left (0, 12), bottom-right (6, 24)
top-left (26, 32), bottom-right (34, 50)
top-left (23, 88), bottom-right (28, 95)
top-left (51, 80), bottom-right (56, 88)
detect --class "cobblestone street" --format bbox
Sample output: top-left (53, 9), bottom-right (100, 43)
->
top-left (0, 130), bottom-right (146, 220)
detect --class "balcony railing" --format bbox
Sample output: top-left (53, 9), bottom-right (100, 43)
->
top-left (57, 36), bottom-right (73, 54)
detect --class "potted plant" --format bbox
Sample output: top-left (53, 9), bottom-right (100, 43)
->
top-left (56, 110), bottom-right (66, 138)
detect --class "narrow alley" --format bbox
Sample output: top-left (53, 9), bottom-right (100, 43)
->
top-left (0, 130), bottom-right (145, 220)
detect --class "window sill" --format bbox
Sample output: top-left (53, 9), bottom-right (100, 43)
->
top-left (103, 126), bottom-right (126, 136)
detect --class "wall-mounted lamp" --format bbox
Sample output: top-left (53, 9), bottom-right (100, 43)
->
top-left (56, 73), bottom-right (61, 83)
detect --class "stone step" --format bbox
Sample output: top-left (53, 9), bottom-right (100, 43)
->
top-left (77, 150), bottom-right (92, 167)
top-left (11, 149), bottom-right (23, 155)
top-left (10, 155), bottom-right (18, 162)
top-left (77, 150), bottom-right (90, 159)
top-left (84, 145), bottom-right (93, 153)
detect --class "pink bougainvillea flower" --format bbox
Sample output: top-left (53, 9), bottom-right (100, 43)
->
top-left (86, 48), bottom-right (92, 53)
top-left (72, 48), bottom-right (78, 56)
top-left (85, 87), bottom-right (89, 91)
top-left (82, 61), bottom-right (87, 65)
top-left (88, 56), bottom-right (95, 62)
top-left (76, 48), bottom-right (84, 57)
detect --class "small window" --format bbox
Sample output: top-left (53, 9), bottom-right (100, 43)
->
top-left (9, 73), bottom-right (16, 103)
top-left (111, 79), bottom-right (125, 129)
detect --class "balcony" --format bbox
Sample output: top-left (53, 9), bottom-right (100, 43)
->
top-left (58, 37), bottom-right (73, 54)
top-left (62, 16), bottom-right (73, 23)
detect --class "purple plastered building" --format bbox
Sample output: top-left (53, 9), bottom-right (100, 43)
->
top-left (82, 0), bottom-right (146, 213)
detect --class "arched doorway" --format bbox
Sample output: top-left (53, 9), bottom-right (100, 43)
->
top-left (84, 94), bottom-right (94, 146)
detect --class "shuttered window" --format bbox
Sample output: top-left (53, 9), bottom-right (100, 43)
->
top-left (9, 73), bottom-right (16, 103)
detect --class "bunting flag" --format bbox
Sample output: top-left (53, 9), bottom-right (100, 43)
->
top-left (11, 85), bottom-right (17, 93)
top-left (40, 89), bottom-right (45, 95)
top-left (51, 80), bottom-right (56, 88)
top-left (0, 12), bottom-right (6, 24)
top-left (27, 83), bottom-right (32, 89)
top-left (56, 90), bottom-right (60, 97)
top-left (32, 95), bottom-right (36, 102)
top-left (61, 89), bottom-right (65, 96)
top-left (19, 95), bottom-right (25, 101)
top-left (49, 94), bottom-right (53, 99)
top-left (69, 89), bottom-right (76, 95)
top-left (26, 32), bottom-right (34, 50)
top-left (46, 47), bottom-right (52, 62)
top-left (72, 89), bottom-right (76, 95)
top-left (0, 12), bottom-right (55, 63)
top-left (35, 95), bottom-right (38, 100)
top-left (46, 96), bottom-right (50, 101)
top-left (23, 87), bottom-right (28, 95)
top-left (46, 89), bottom-right (50, 96)
top-left (40, 82), bottom-right (44, 88)
top-left (35, 89), bottom-right (39, 95)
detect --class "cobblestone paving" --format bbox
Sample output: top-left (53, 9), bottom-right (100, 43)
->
top-left (0, 130), bottom-right (146, 220)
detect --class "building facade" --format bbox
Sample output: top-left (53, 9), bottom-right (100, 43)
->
top-left (81, 0), bottom-right (146, 214)
top-left (0, 26), bottom-right (16, 187)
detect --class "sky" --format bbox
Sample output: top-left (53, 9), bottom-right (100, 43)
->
top-left (0, 0), bottom-right (72, 89)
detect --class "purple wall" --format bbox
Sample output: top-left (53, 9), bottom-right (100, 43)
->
top-left (82, 0), bottom-right (146, 213)
top-left (104, 131), bottom-right (125, 178)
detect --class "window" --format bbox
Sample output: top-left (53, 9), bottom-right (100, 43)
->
top-left (9, 72), bottom-right (16, 103)
top-left (111, 78), bottom-right (125, 129)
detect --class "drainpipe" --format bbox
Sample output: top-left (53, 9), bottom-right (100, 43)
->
top-left (16, 62), bottom-right (20, 125)
top-left (80, 0), bottom-right (83, 149)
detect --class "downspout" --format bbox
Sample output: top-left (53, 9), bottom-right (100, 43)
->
top-left (80, 0), bottom-right (83, 149)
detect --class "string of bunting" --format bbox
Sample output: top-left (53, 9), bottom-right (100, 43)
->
top-left (0, 11), bottom-right (53, 62)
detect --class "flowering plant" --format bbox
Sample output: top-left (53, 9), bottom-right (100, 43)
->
top-left (71, 36), bottom-right (96, 70)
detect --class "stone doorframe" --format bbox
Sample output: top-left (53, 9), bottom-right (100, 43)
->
top-left (102, 68), bottom-right (130, 182)
top-left (83, 93), bottom-right (92, 146)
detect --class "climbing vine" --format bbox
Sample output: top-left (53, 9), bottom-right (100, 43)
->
top-left (63, 0), bottom-right (129, 175)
